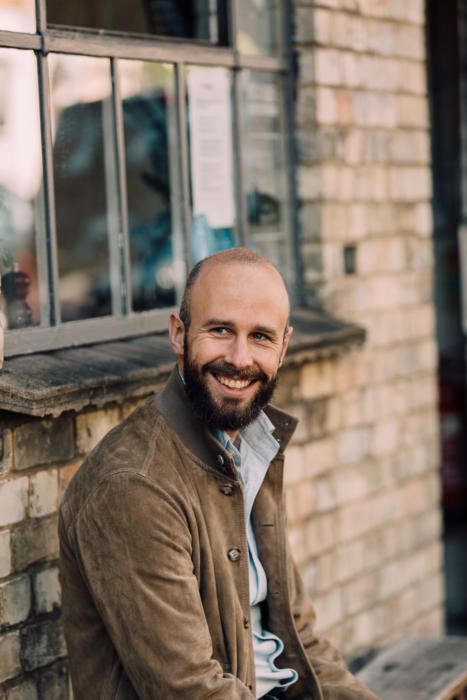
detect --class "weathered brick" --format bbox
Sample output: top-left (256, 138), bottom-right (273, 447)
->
top-left (0, 528), bottom-right (11, 577)
top-left (337, 428), bottom-right (370, 465)
top-left (59, 460), bottom-right (82, 502)
top-left (76, 406), bottom-right (121, 455)
top-left (0, 575), bottom-right (31, 626)
top-left (407, 607), bottom-right (444, 637)
top-left (0, 630), bottom-right (21, 683)
top-left (313, 588), bottom-right (342, 633)
top-left (14, 416), bottom-right (74, 470)
top-left (34, 566), bottom-right (61, 614)
top-left (29, 469), bottom-right (58, 518)
top-left (286, 481), bottom-right (315, 523)
top-left (296, 89), bottom-right (317, 125)
top-left (0, 429), bottom-right (13, 474)
top-left (283, 445), bottom-right (306, 484)
top-left (343, 607), bottom-right (386, 656)
top-left (302, 438), bottom-right (336, 477)
top-left (22, 619), bottom-right (67, 672)
top-left (315, 87), bottom-right (338, 124)
top-left (298, 51), bottom-right (315, 86)
top-left (300, 360), bottom-right (335, 400)
top-left (0, 478), bottom-right (28, 527)
top-left (335, 462), bottom-right (374, 504)
top-left (12, 516), bottom-right (59, 572)
top-left (305, 512), bottom-right (336, 556)
top-left (371, 418), bottom-right (400, 457)
top-left (315, 474), bottom-right (336, 511)
top-left (38, 665), bottom-right (69, 700)
top-left (6, 681), bottom-right (38, 700)
top-left (343, 571), bottom-right (379, 616)
top-left (366, 18), bottom-right (394, 55)
top-left (337, 497), bottom-right (376, 541)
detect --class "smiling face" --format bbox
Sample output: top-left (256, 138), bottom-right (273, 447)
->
top-left (169, 260), bottom-right (292, 439)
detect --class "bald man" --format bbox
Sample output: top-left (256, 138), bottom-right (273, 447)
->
top-left (59, 249), bottom-right (379, 700)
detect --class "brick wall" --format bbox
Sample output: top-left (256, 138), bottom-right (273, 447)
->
top-left (292, 0), bottom-right (443, 661)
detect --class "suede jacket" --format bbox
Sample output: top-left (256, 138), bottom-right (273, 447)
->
top-left (59, 367), bottom-right (379, 700)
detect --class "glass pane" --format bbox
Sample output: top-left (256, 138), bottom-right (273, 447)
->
top-left (119, 60), bottom-right (182, 311)
top-left (236, 0), bottom-right (280, 56)
top-left (0, 48), bottom-right (43, 330)
top-left (49, 54), bottom-right (114, 322)
top-left (241, 71), bottom-right (290, 280)
top-left (186, 65), bottom-right (236, 263)
top-left (0, 0), bottom-right (35, 33)
top-left (47, 0), bottom-right (220, 41)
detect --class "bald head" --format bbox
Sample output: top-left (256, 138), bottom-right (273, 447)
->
top-left (179, 248), bottom-right (290, 331)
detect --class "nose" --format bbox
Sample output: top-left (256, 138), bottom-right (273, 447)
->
top-left (225, 334), bottom-right (253, 369)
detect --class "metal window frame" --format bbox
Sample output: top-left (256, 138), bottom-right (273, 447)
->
top-left (0, 0), bottom-right (298, 358)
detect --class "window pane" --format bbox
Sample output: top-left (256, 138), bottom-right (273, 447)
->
top-left (119, 60), bottom-right (182, 311)
top-left (49, 54), bottom-right (114, 322)
top-left (241, 71), bottom-right (290, 280)
top-left (236, 0), bottom-right (280, 56)
top-left (47, 0), bottom-right (220, 42)
top-left (186, 65), bottom-right (236, 263)
top-left (0, 0), bottom-right (35, 33)
top-left (0, 48), bottom-right (42, 330)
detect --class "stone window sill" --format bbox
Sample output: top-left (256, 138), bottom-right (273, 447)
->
top-left (0, 309), bottom-right (365, 417)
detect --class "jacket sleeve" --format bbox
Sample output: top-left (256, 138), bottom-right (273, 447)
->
top-left (286, 543), bottom-right (381, 700)
top-left (68, 471), bottom-right (255, 700)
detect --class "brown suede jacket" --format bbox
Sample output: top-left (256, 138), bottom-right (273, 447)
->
top-left (59, 367), bottom-right (379, 699)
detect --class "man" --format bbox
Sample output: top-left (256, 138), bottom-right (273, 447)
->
top-left (59, 248), bottom-right (379, 699)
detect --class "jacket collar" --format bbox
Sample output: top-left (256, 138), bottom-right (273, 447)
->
top-left (154, 366), bottom-right (297, 477)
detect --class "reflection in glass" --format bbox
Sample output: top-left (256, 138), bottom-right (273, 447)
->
top-left (49, 54), bottom-right (113, 322)
top-left (47, 0), bottom-right (219, 41)
top-left (119, 60), bottom-right (182, 311)
top-left (0, 48), bottom-right (42, 329)
top-left (186, 66), bottom-right (236, 263)
top-left (0, 0), bottom-right (35, 33)
top-left (236, 0), bottom-right (280, 56)
top-left (241, 71), bottom-right (289, 280)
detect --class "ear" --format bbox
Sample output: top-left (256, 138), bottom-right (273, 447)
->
top-left (279, 326), bottom-right (293, 367)
top-left (169, 312), bottom-right (185, 357)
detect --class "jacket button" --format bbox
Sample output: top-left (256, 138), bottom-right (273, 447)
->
top-left (243, 616), bottom-right (249, 629)
top-left (220, 482), bottom-right (234, 495)
top-left (227, 547), bottom-right (241, 562)
top-left (217, 454), bottom-right (224, 466)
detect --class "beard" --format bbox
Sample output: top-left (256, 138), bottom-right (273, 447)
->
top-left (183, 340), bottom-right (278, 432)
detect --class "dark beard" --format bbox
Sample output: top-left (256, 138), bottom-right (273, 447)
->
top-left (183, 343), bottom-right (277, 432)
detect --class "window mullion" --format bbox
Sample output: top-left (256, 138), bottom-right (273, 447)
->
top-left (37, 51), bottom-right (61, 326)
top-left (231, 69), bottom-right (249, 247)
top-left (110, 57), bottom-right (132, 315)
top-left (175, 63), bottom-right (193, 272)
top-left (280, 0), bottom-right (304, 307)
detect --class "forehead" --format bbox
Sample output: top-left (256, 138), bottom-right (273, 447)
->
top-left (189, 261), bottom-right (289, 328)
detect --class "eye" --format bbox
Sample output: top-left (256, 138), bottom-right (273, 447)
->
top-left (211, 327), bottom-right (229, 335)
top-left (251, 332), bottom-right (268, 341)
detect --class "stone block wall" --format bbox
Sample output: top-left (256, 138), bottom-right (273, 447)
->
top-left (291, 0), bottom-right (443, 662)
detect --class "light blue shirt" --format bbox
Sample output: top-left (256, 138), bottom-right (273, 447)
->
top-left (214, 413), bottom-right (298, 698)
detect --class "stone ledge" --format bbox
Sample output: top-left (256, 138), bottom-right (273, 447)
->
top-left (0, 310), bottom-right (365, 418)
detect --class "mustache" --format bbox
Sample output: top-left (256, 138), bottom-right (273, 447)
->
top-left (202, 360), bottom-right (268, 383)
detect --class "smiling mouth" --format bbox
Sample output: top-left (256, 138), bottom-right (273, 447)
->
top-left (215, 375), bottom-right (256, 390)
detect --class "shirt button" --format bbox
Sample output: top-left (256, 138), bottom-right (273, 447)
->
top-left (217, 454), bottom-right (224, 466)
top-left (243, 616), bottom-right (249, 629)
top-left (220, 482), bottom-right (234, 495)
top-left (227, 547), bottom-right (241, 562)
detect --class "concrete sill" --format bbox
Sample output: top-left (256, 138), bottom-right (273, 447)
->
top-left (0, 309), bottom-right (365, 418)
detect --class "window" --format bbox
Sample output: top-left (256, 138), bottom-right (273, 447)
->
top-left (0, 0), bottom-right (296, 356)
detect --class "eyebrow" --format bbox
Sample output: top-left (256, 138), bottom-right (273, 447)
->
top-left (203, 318), bottom-right (279, 340)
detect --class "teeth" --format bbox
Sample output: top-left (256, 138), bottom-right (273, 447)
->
top-left (217, 375), bottom-right (252, 389)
